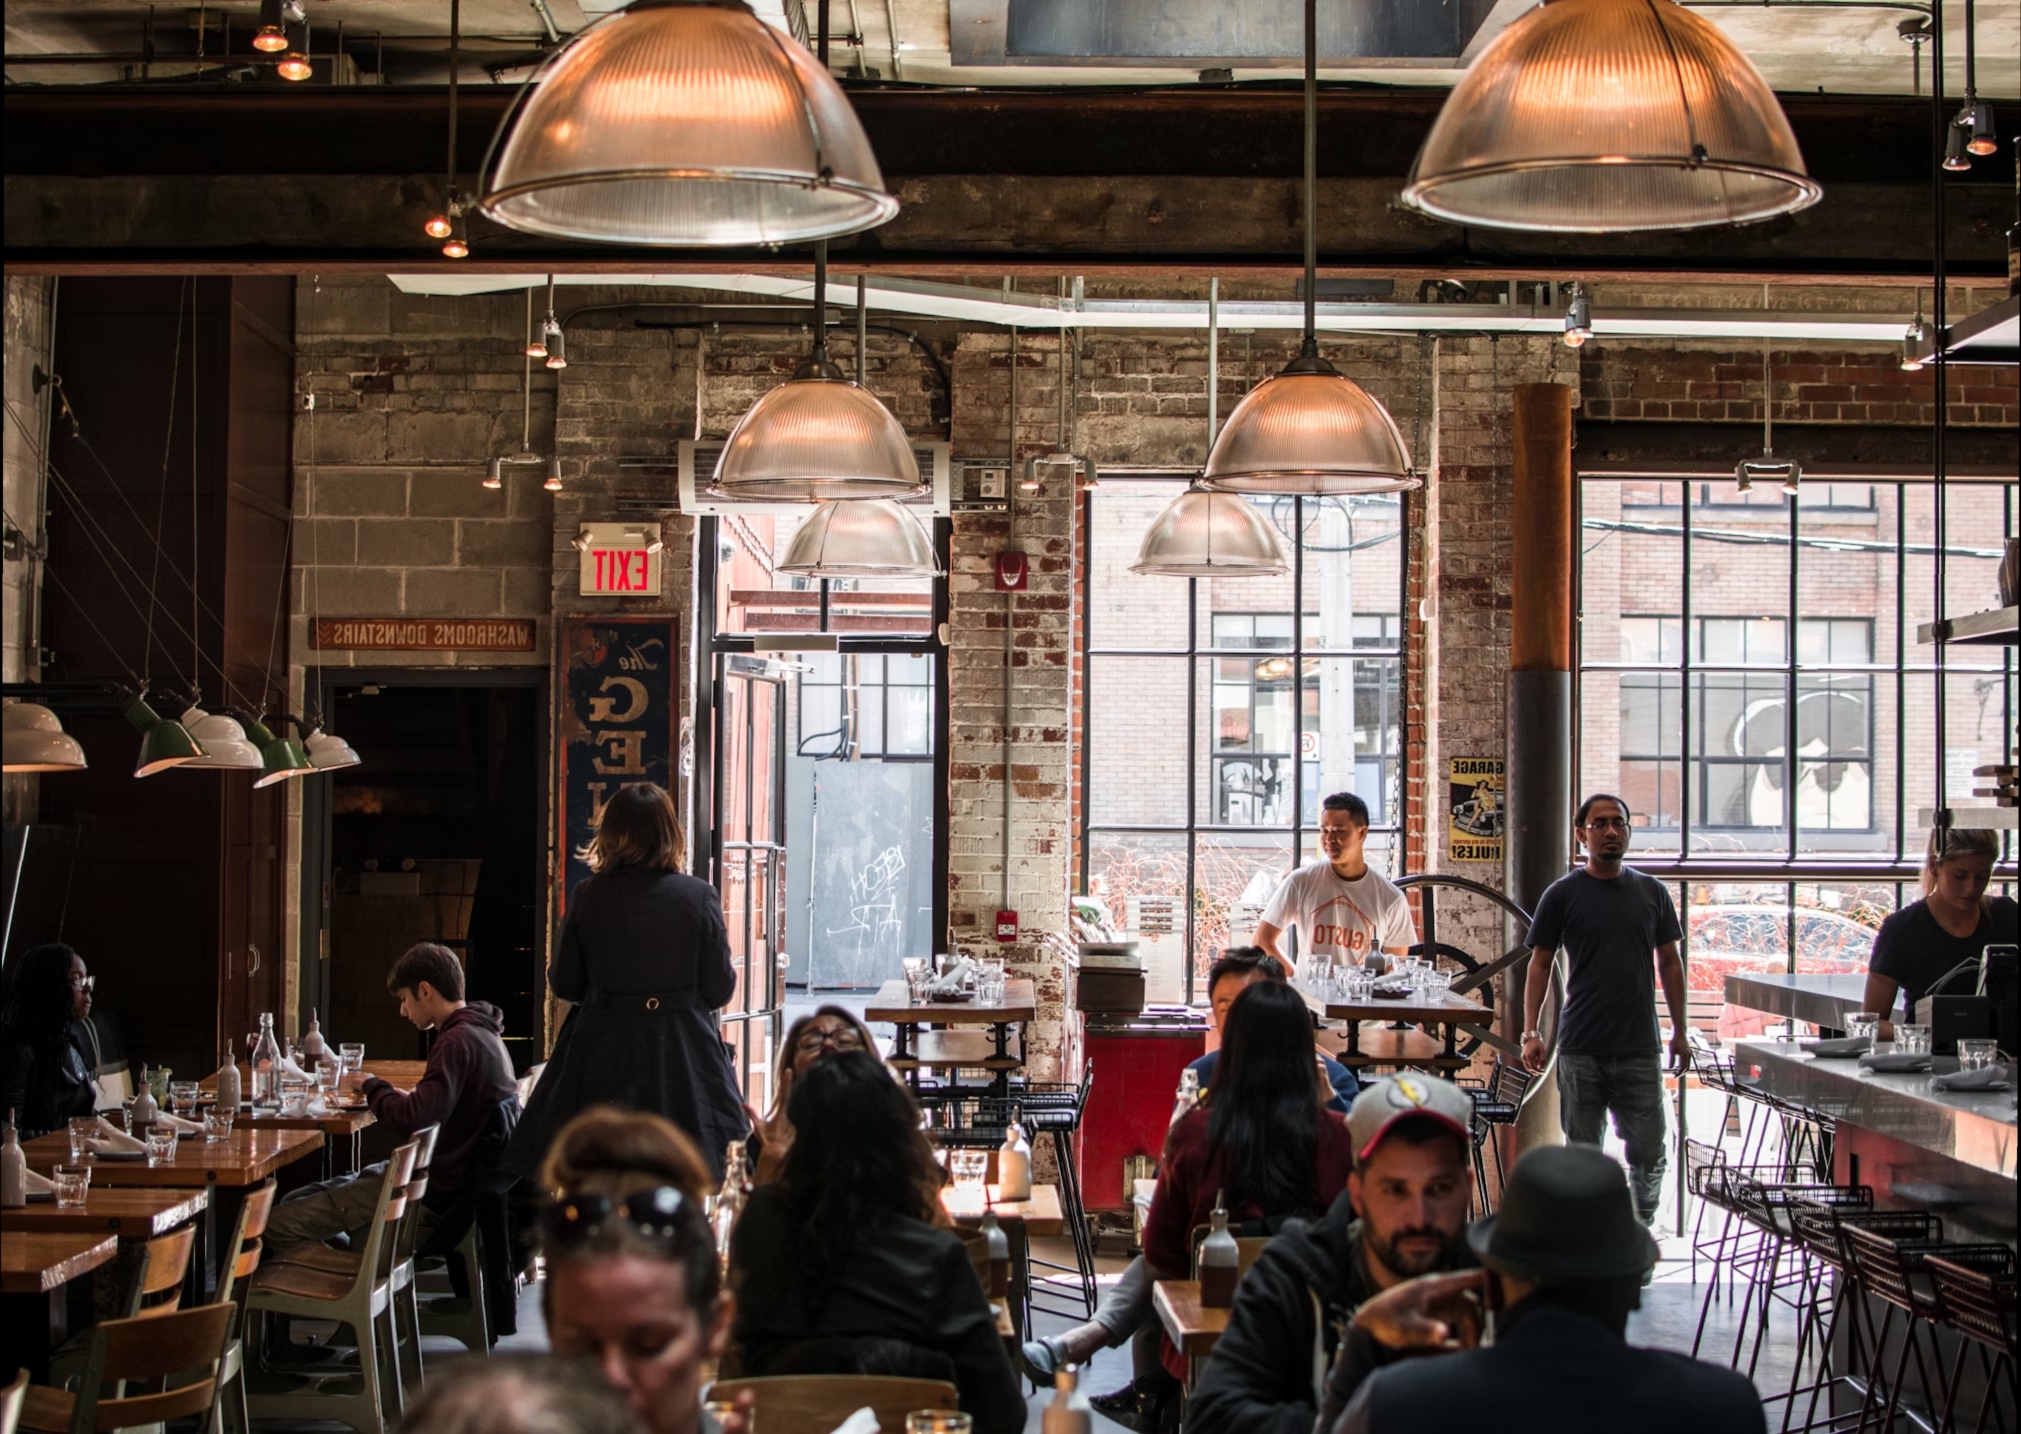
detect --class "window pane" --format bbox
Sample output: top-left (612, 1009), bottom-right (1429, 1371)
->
top-left (888, 685), bottom-right (932, 756)
top-left (1196, 833), bottom-right (1294, 989)
top-left (1580, 481), bottom-right (1681, 669)
top-left (1091, 480), bottom-right (1193, 649)
top-left (1086, 831), bottom-right (1189, 1003)
top-left (1683, 881), bottom-right (1791, 1041)
top-left (1088, 656), bottom-right (1189, 825)
top-left (1300, 493), bottom-right (1404, 651)
top-left (1582, 670), bottom-right (1680, 850)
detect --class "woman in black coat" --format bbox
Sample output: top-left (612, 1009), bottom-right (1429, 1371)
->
top-left (0, 942), bottom-right (99, 1138)
top-left (506, 782), bottom-right (748, 1182)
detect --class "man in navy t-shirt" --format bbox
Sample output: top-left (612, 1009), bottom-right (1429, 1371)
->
top-left (1518, 795), bottom-right (1686, 1226)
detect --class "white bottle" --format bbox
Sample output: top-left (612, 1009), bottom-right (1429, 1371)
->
top-left (215, 1044), bottom-right (242, 1113)
top-left (250, 1014), bottom-right (282, 1108)
top-left (2, 1113), bottom-right (26, 1208)
top-left (997, 1108), bottom-right (1032, 1203)
top-left (1169, 1067), bottom-right (1201, 1128)
top-left (299, 1009), bottom-right (330, 1066)
top-left (1041, 1364), bottom-right (1094, 1434)
top-left (130, 1065), bottom-right (159, 1129)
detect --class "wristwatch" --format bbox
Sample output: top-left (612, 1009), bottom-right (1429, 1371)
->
top-left (1520, 1030), bottom-right (1544, 1043)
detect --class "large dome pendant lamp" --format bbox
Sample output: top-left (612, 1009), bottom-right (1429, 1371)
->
top-left (1201, 0), bottom-right (1416, 497)
top-left (478, 0), bottom-right (898, 247)
top-left (1401, 0), bottom-right (1820, 233)
top-left (1, 702), bottom-right (87, 773)
top-left (777, 498), bottom-right (942, 579)
top-left (709, 243), bottom-right (924, 501)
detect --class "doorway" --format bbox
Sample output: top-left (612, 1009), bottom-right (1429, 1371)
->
top-left (304, 674), bottom-right (546, 1071)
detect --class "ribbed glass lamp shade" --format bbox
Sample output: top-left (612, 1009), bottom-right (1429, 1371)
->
top-left (306, 729), bottom-right (363, 771)
top-left (178, 708), bottom-right (264, 771)
top-left (1401, 0), bottom-right (1820, 233)
top-left (711, 373), bottom-right (924, 501)
top-left (1202, 363), bottom-right (1418, 496)
top-left (1131, 489), bottom-right (1289, 577)
top-left (777, 499), bottom-right (940, 578)
top-left (480, 1), bottom-right (899, 246)
top-left (2, 702), bottom-right (87, 773)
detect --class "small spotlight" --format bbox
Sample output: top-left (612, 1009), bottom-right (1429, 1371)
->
top-left (1562, 282), bottom-right (1593, 348)
top-left (544, 457), bottom-right (564, 492)
top-left (1963, 100), bottom-right (1998, 157)
top-left (252, 24), bottom-right (289, 51)
top-left (544, 331), bottom-right (568, 370)
top-left (1900, 317), bottom-right (1930, 372)
top-left (645, 536), bottom-right (665, 554)
top-left (424, 214), bottom-right (454, 240)
top-left (570, 532), bottom-right (592, 552)
top-left (525, 334), bottom-right (548, 359)
top-left (1942, 119), bottom-right (1971, 171)
top-left (276, 47), bottom-right (313, 80)
top-left (441, 218), bottom-right (470, 259)
top-left (483, 458), bottom-right (503, 490)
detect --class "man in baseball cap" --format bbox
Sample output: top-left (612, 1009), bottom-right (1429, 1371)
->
top-left (1186, 1075), bottom-right (1478, 1434)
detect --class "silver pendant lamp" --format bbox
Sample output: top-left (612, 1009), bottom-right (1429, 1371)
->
top-left (1202, 0), bottom-right (1416, 497)
top-left (178, 706), bottom-right (265, 771)
top-left (710, 244), bottom-right (924, 501)
top-left (1, 702), bottom-right (87, 773)
top-left (479, 0), bottom-right (898, 247)
top-left (777, 498), bottom-right (941, 579)
top-left (1134, 279), bottom-right (1290, 579)
top-left (1401, 0), bottom-right (1819, 233)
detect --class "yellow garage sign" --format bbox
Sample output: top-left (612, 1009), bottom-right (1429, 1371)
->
top-left (1447, 757), bottom-right (1504, 863)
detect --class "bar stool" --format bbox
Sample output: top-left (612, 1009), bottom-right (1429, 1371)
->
top-left (1726, 1175), bottom-right (1864, 1382)
top-left (1840, 1222), bottom-right (2004, 1434)
top-left (1924, 1248), bottom-right (2017, 1434)
top-left (1018, 1063), bottom-right (1098, 1318)
top-left (1461, 1057), bottom-right (1531, 1213)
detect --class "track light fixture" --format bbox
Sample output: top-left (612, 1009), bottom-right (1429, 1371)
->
top-left (252, 0), bottom-right (290, 52)
top-left (441, 213), bottom-right (471, 259)
top-left (531, 276), bottom-right (561, 360)
top-left (1962, 101), bottom-right (1997, 157)
top-left (484, 458), bottom-right (504, 489)
top-left (544, 326), bottom-right (567, 370)
top-left (1562, 283), bottom-right (1594, 348)
top-left (1943, 118), bottom-right (1971, 171)
top-left (544, 457), bottom-right (564, 492)
top-left (1900, 313), bottom-right (1931, 372)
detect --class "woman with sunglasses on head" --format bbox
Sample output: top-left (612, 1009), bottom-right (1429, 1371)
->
top-left (540, 1107), bottom-right (746, 1434)
top-left (744, 1005), bottom-right (878, 1184)
top-left (0, 942), bottom-right (99, 1138)
top-left (508, 782), bottom-right (748, 1184)
top-left (728, 1050), bottom-right (1026, 1434)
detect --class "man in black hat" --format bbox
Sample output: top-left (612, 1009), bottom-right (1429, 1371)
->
top-left (1320, 1145), bottom-right (1764, 1434)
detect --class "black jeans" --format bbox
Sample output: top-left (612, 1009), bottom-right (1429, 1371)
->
top-left (1556, 1050), bottom-right (1667, 1223)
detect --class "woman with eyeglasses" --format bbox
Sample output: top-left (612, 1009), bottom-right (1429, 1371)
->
top-left (540, 1107), bottom-right (747, 1434)
top-left (744, 1005), bottom-right (878, 1184)
top-left (728, 1050), bottom-right (1025, 1434)
top-left (0, 942), bottom-right (99, 1138)
top-left (508, 782), bottom-right (749, 1184)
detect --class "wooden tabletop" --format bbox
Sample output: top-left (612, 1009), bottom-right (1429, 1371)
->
top-left (1, 1232), bottom-right (118, 1295)
top-left (1154, 1279), bottom-right (1231, 1357)
top-left (0, 1187), bottom-right (208, 1239)
top-left (235, 1106), bottom-right (376, 1136)
top-left (23, 1127), bottom-right (323, 1188)
top-left (1294, 980), bottom-right (1489, 1025)
top-left (362, 1060), bottom-right (425, 1090)
top-left (865, 978), bottom-right (1037, 1025)
top-left (886, 1031), bottom-right (1024, 1071)
top-left (940, 1183), bottom-right (1064, 1235)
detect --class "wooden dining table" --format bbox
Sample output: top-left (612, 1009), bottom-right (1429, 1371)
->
top-left (866, 979), bottom-right (1036, 1098)
top-left (1, 1231), bottom-right (120, 1382)
top-left (1153, 1278), bottom-right (1230, 1386)
top-left (0, 1186), bottom-right (208, 1239)
top-left (1294, 979), bottom-right (1492, 1072)
top-left (940, 1181), bottom-right (1063, 1339)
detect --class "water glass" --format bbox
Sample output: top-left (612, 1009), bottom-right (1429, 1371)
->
top-left (338, 1043), bottom-right (365, 1076)
top-left (1893, 1023), bottom-right (1931, 1055)
top-left (67, 1116), bottom-right (98, 1163)
top-left (53, 1165), bottom-right (91, 1207)
top-left (204, 1111), bottom-right (234, 1144)
top-left (169, 1081), bottom-right (202, 1116)
top-left (903, 956), bottom-right (930, 1001)
top-left (316, 1058), bottom-right (342, 1096)
top-left (907, 1413), bottom-right (973, 1434)
top-left (1845, 1013), bottom-right (1880, 1042)
top-left (949, 1150), bottom-right (989, 1191)
top-left (1345, 969), bottom-right (1375, 1003)
top-left (278, 1076), bottom-right (313, 1118)
top-left (144, 1124), bottom-right (179, 1167)
top-left (1957, 1038), bottom-right (2000, 1072)
top-left (1422, 969), bottom-right (1453, 1001)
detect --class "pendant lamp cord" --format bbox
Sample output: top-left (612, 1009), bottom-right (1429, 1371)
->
top-left (446, 0), bottom-right (460, 207)
top-left (143, 277), bottom-right (190, 692)
top-left (190, 279), bottom-right (202, 701)
top-left (1301, 0), bottom-right (1318, 357)
top-left (1761, 283), bottom-right (1773, 456)
top-left (811, 241), bottom-right (829, 364)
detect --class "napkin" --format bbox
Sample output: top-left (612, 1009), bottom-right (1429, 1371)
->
top-left (1930, 1063), bottom-right (2013, 1092)
top-left (22, 1167), bottom-right (55, 1194)
top-left (1802, 1036), bottom-right (1872, 1058)
top-left (826, 1410), bottom-right (879, 1434)
top-left (925, 955), bottom-right (979, 1000)
top-left (90, 1117), bottom-right (148, 1153)
top-left (1858, 1051), bottom-right (1933, 1073)
top-left (148, 1111), bottom-right (203, 1134)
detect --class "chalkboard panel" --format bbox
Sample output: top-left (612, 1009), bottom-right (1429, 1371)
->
top-left (559, 616), bottom-right (680, 909)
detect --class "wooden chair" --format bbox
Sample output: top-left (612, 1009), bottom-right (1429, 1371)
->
top-left (17, 1304), bottom-right (234, 1434)
top-left (0, 1371), bottom-right (26, 1434)
top-left (209, 1178), bottom-right (277, 1434)
top-left (705, 1376), bottom-right (960, 1434)
top-left (244, 1141), bottom-right (418, 1434)
top-left (48, 1223), bottom-right (198, 1388)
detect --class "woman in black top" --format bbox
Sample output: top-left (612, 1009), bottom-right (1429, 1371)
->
top-left (0, 942), bottom-right (98, 1137)
top-left (506, 783), bottom-right (747, 1182)
top-left (1865, 827), bottom-right (2018, 1037)
top-left (729, 1051), bottom-right (1025, 1434)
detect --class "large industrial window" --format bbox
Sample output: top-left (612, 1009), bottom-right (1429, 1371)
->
top-left (1577, 475), bottom-right (2017, 1034)
top-left (1080, 479), bottom-right (1407, 1001)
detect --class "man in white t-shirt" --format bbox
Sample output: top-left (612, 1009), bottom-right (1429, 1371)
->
top-left (1255, 792), bottom-right (1415, 972)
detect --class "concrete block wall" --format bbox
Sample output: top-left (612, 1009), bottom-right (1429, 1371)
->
top-left (2, 275), bottom-right (54, 824)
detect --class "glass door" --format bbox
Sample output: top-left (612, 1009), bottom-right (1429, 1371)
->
top-left (713, 655), bottom-right (788, 1110)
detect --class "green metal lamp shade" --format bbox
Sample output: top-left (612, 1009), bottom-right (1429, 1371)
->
top-left (243, 717), bottom-right (315, 789)
top-left (126, 700), bottom-right (203, 777)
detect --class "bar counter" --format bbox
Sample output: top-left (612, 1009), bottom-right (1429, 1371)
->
top-left (1723, 972), bottom-right (1869, 1031)
top-left (1732, 1038), bottom-right (2016, 1243)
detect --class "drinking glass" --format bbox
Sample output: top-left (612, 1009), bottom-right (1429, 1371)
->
top-left (1845, 1013), bottom-right (1880, 1042)
top-left (1422, 970), bottom-right (1453, 1001)
top-left (204, 1112), bottom-right (234, 1143)
top-left (169, 1081), bottom-right (202, 1117)
top-left (903, 956), bottom-right (930, 1001)
top-left (278, 1076), bottom-right (312, 1118)
top-left (68, 1116), bottom-right (98, 1163)
top-left (144, 1124), bottom-right (179, 1166)
top-left (339, 1043), bottom-right (365, 1076)
top-left (316, 1058), bottom-right (342, 1096)
top-left (53, 1165), bottom-right (91, 1207)
top-left (1345, 969), bottom-right (1374, 1003)
top-left (907, 1414), bottom-right (972, 1434)
top-left (949, 1150), bottom-right (988, 1191)
top-left (1893, 1024), bottom-right (1931, 1055)
top-left (1957, 1038), bottom-right (2000, 1072)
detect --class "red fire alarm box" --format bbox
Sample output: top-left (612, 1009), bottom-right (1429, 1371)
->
top-left (994, 551), bottom-right (1029, 592)
top-left (995, 909), bottom-right (1019, 942)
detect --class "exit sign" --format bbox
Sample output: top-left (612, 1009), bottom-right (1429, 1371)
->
top-left (578, 524), bottom-right (664, 596)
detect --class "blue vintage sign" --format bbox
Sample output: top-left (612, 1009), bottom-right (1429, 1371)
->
top-left (559, 616), bottom-right (679, 906)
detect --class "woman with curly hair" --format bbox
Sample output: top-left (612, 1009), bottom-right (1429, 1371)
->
top-left (727, 1050), bottom-right (1024, 1434)
top-left (0, 942), bottom-right (98, 1137)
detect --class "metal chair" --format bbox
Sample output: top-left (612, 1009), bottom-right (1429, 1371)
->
top-left (1462, 1057), bottom-right (1531, 1212)
top-left (1925, 1248), bottom-right (2017, 1434)
top-left (1842, 1221), bottom-right (2001, 1434)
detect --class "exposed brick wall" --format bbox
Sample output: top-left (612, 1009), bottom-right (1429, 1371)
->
top-left (1580, 345), bottom-right (2020, 427)
top-left (2, 275), bottom-right (54, 825)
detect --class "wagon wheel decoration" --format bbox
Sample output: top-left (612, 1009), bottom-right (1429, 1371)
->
top-left (1394, 873), bottom-right (1542, 1061)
